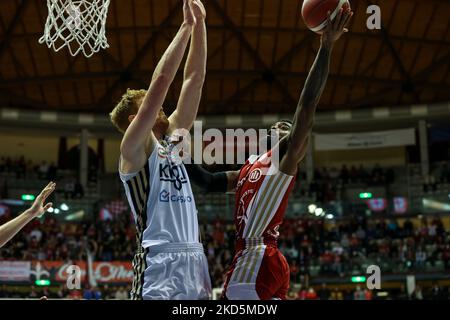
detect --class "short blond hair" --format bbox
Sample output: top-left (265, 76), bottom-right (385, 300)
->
top-left (110, 89), bottom-right (147, 133)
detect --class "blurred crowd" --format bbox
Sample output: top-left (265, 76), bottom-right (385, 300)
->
top-left (1, 213), bottom-right (449, 283)
top-left (1, 211), bottom-right (450, 299)
top-left (0, 210), bottom-right (135, 262)
top-left (200, 215), bottom-right (450, 290)
top-left (1, 157), bottom-right (450, 299)
top-left (293, 164), bottom-right (396, 203)
top-left (0, 284), bottom-right (131, 300)
top-left (313, 164), bottom-right (396, 186)
top-left (286, 282), bottom-right (450, 300)
top-left (423, 162), bottom-right (450, 193)
top-left (2, 282), bottom-right (449, 300)
top-left (0, 157), bottom-right (58, 181)
top-left (0, 156), bottom-right (86, 200)
top-left (280, 216), bottom-right (450, 278)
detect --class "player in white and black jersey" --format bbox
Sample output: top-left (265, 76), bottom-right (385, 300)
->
top-left (109, 0), bottom-right (210, 300)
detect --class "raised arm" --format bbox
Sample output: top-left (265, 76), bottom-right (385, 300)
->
top-left (0, 182), bottom-right (54, 248)
top-left (280, 8), bottom-right (353, 175)
top-left (120, 0), bottom-right (195, 167)
top-left (168, 0), bottom-right (207, 133)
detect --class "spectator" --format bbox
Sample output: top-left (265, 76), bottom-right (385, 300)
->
top-left (317, 283), bottom-right (330, 300)
top-left (67, 289), bottom-right (82, 300)
top-left (47, 162), bottom-right (58, 181)
top-left (56, 285), bottom-right (68, 299)
top-left (287, 289), bottom-right (297, 300)
top-left (340, 165), bottom-right (349, 184)
top-left (423, 174), bottom-right (437, 193)
top-left (74, 181), bottom-right (84, 199)
top-left (101, 284), bottom-right (112, 300)
top-left (364, 289), bottom-right (373, 300)
top-left (0, 284), bottom-right (10, 298)
top-left (64, 178), bottom-right (75, 199)
top-left (38, 161), bottom-right (49, 180)
top-left (411, 286), bottom-right (423, 300)
top-left (349, 165), bottom-right (358, 183)
top-left (329, 167), bottom-right (339, 180)
top-left (290, 260), bottom-right (300, 283)
top-left (83, 286), bottom-right (93, 300)
top-left (330, 288), bottom-right (344, 300)
top-left (115, 286), bottom-right (128, 300)
top-left (305, 287), bottom-right (318, 300)
top-left (28, 286), bottom-right (39, 299)
top-left (353, 285), bottom-right (365, 300)
top-left (430, 283), bottom-right (445, 300)
top-left (41, 287), bottom-right (51, 299)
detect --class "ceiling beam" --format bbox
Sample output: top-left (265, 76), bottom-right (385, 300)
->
top-left (7, 27), bottom-right (450, 48)
top-left (366, 0), bottom-right (421, 103)
top-left (97, 2), bottom-right (183, 106)
top-left (5, 69), bottom-right (448, 90)
top-left (346, 50), bottom-right (450, 107)
top-left (208, 33), bottom-right (314, 110)
top-left (209, 0), bottom-right (296, 106)
top-left (0, 0), bottom-right (29, 60)
top-left (0, 88), bottom-right (49, 109)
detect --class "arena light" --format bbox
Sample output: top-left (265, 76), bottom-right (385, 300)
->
top-left (377, 291), bottom-right (389, 297)
top-left (35, 279), bottom-right (51, 286)
top-left (47, 207), bottom-right (54, 213)
top-left (308, 204), bottom-right (317, 214)
top-left (53, 208), bottom-right (60, 214)
top-left (326, 214), bottom-right (334, 220)
top-left (359, 192), bottom-right (373, 199)
top-left (351, 276), bottom-right (366, 283)
top-left (21, 194), bottom-right (35, 201)
top-left (60, 203), bottom-right (69, 211)
top-left (422, 199), bottom-right (450, 211)
top-left (65, 210), bottom-right (85, 221)
top-left (314, 208), bottom-right (324, 216)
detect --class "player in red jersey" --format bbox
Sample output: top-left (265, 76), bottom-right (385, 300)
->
top-left (186, 8), bottom-right (353, 300)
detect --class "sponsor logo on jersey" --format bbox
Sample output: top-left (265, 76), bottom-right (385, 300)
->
top-left (159, 163), bottom-right (188, 191)
top-left (159, 190), bottom-right (192, 203)
top-left (157, 147), bottom-right (168, 158)
top-left (248, 168), bottom-right (262, 183)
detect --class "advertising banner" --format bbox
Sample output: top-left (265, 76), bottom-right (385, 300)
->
top-left (0, 261), bottom-right (31, 281)
top-left (0, 260), bottom-right (132, 284)
top-left (315, 128), bottom-right (416, 151)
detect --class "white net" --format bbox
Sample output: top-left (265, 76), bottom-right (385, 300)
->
top-left (39, 0), bottom-right (111, 58)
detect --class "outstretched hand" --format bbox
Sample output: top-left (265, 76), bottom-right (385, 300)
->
top-left (190, 0), bottom-right (206, 21)
top-left (321, 7), bottom-right (353, 47)
top-left (28, 182), bottom-right (55, 218)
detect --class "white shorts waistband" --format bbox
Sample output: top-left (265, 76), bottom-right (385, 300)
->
top-left (147, 242), bottom-right (204, 254)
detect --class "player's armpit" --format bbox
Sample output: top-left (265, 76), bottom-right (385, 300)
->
top-left (120, 133), bottom-right (156, 175)
top-left (226, 170), bottom-right (240, 192)
top-left (279, 135), bottom-right (310, 176)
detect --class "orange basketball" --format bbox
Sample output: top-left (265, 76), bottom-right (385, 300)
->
top-left (302, 0), bottom-right (351, 33)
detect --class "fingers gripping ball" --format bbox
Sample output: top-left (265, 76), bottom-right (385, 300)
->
top-left (302, 0), bottom-right (351, 33)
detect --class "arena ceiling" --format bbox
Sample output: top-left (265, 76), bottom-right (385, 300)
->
top-left (0, 0), bottom-right (449, 117)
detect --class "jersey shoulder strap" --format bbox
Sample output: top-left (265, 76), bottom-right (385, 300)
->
top-left (118, 141), bottom-right (162, 182)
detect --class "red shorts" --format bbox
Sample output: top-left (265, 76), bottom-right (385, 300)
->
top-left (222, 245), bottom-right (290, 300)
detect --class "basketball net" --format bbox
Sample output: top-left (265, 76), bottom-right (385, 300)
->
top-left (39, 0), bottom-right (111, 58)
